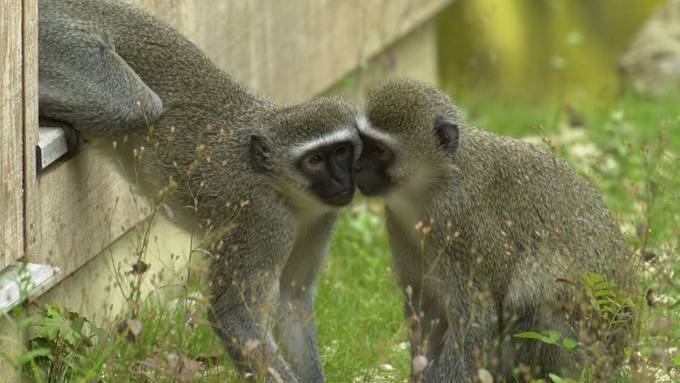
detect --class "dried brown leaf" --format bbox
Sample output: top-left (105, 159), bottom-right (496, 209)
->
top-left (117, 318), bottom-right (143, 341)
top-left (131, 261), bottom-right (150, 275)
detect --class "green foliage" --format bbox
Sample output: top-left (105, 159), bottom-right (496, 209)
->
top-left (515, 271), bottom-right (637, 381)
top-left (581, 272), bottom-right (634, 326)
top-left (513, 330), bottom-right (578, 349)
top-left (456, 91), bottom-right (561, 138)
top-left (23, 304), bottom-right (109, 382)
top-left (548, 373), bottom-right (578, 383)
top-left (673, 354), bottom-right (680, 367)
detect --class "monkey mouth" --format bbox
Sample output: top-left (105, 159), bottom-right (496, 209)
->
top-left (357, 183), bottom-right (391, 196)
top-left (323, 189), bottom-right (355, 207)
top-left (355, 176), bottom-right (393, 196)
top-left (353, 169), bottom-right (394, 196)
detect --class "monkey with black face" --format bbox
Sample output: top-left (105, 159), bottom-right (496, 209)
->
top-left (38, 1), bottom-right (360, 381)
top-left (353, 79), bottom-right (630, 381)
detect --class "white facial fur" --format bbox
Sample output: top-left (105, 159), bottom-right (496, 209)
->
top-left (288, 129), bottom-right (360, 159)
top-left (355, 115), bottom-right (399, 148)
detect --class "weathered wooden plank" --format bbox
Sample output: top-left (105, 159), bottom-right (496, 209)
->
top-left (23, 0), bottom-right (40, 259)
top-left (327, 23), bottom-right (440, 102)
top-left (26, 0), bottom-right (452, 287)
top-left (37, 127), bottom-right (68, 171)
top-left (0, 263), bottom-right (60, 314)
top-left (133, 0), bottom-right (452, 103)
top-left (30, 150), bottom-right (152, 273)
top-left (0, 1), bottom-right (25, 270)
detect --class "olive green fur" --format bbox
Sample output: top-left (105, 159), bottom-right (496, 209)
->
top-left (363, 79), bottom-right (631, 381)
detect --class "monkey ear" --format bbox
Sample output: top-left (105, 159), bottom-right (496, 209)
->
top-left (249, 135), bottom-right (271, 173)
top-left (433, 116), bottom-right (459, 153)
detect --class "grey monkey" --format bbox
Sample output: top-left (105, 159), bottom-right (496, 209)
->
top-left (353, 79), bottom-right (631, 382)
top-left (38, 1), bottom-right (361, 381)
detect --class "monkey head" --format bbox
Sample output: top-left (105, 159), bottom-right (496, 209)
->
top-left (249, 98), bottom-right (361, 208)
top-left (353, 79), bottom-right (461, 197)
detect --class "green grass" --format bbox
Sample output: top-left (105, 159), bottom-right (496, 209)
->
top-left (317, 203), bottom-right (407, 382)
top-left (5, 91), bottom-right (680, 382)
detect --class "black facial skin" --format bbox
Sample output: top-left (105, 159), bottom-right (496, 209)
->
top-left (353, 135), bottom-right (395, 196)
top-left (298, 141), bottom-right (356, 207)
top-left (353, 117), bottom-right (458, 196)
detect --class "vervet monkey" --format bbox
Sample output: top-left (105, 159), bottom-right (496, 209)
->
top-left (39, 1), bottom-right (361, 381)
top-left (353, 79), bottom-right (630, 381)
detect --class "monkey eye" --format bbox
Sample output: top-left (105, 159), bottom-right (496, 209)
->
top-left (306, 154), bottom-right (324, 166)
top-left (335, 144), bottom-right (349, 158)
top-left (374, 143), bottom-right (387, 156)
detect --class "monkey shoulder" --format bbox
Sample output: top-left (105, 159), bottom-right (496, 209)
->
top-left (465, 130), bottom-right (596, 201)
top-left (456, 128), bottom-right (619, 249)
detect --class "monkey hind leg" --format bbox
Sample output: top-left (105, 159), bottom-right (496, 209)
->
top-left (498, 304), bottom-right (581, 381)
top-left (39, 20), bottom-right (162, 136)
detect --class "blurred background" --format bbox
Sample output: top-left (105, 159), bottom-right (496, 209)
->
top-left (438, 0), bottom-right (665, 100)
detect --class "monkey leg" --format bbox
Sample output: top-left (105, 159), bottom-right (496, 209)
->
top-left (387, 230), bottom-right (449, 381)
top-left (275, 214), bottom-right (336, 383)
top-left (210, 283), bottom-right (299, 383)
top-left (39, 19), bottom-right (162, 136)
top-left (208, 207), bottom-right (300, 383)
top-left (275, 292), bottom-right (323, 383)
top-left (422, 284), bottom-right (498, 383)
top-left (498, 261), bottom-right (587, 380)
top-left (403, 285), bottom-right (448, 382)
top-left (498, 301), bottom-right (581, 380)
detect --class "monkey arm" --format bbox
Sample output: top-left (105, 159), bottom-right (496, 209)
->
top-left (208, 201), bottom-right (300, 382)
top-left (38, 18), bottom-right (162, 137)
top-left (211, 282), bottom-right (300, 383)
top-left (275, 294), bottom-right (322, 382)
top-left (275, 213), bottom-right (337, 382)
top-left (428, 317), bottom-right (495, 383)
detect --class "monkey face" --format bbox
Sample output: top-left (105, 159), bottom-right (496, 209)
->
top-left (353, 114), bottom-right (459, 198)
top-left (353, 135), bottom-right (395, 196)
top-left (355, 78), bottom-right (462, 197)
top-left (248, 98), bottom-right (361, 209)
top-left (297, 141), bottom-right (356, 207)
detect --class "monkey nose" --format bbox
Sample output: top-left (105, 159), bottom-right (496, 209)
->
top-left (352, 165), bottom-right (363, 173)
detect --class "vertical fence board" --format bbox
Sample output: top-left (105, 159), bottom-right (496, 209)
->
top-left (23, 0), bottom-right (39, 256)
top-left (0, 1), bottom-right (25, 269)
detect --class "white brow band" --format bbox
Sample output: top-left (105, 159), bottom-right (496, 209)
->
top-left (290, 129), bottom-right (358, 157)
top-left (356, 115), bottom-right (398, 147)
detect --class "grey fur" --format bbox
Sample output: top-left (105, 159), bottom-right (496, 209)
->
top-left (38, 1), bottom-right (360, 381)
top-left (358, 79), bottom-right (631, 381)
